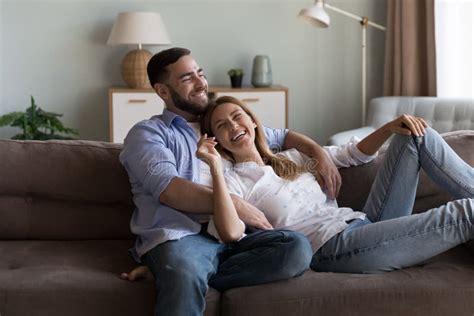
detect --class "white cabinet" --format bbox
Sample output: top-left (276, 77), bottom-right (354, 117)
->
top-left (212, 87), bottom-right (287, 130)
top-left (109, 86), bottom-right (288, 143)
top-left (109, 89), bottom-right (165, 143)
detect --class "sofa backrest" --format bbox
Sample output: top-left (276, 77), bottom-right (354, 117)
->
top-left (368, 97), bottom-right (474, 132)
top-left (0, 140), bottom-right (134, 240)
top-left (337, 130), bottom-right (474, 213)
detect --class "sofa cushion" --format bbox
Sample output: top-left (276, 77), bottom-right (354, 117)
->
top-left (221, 246), bottom-right (474, 316)
top-left (0, 140), bottom-right (134, 240)
top-left (0, 240), bottom-right (220, 316)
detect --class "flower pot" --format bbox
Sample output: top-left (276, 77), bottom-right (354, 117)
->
top-left (230, 75), bottom-right (243, 88)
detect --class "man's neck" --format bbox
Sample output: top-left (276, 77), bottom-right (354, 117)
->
top-left (165, 105), bottom-right (199, 122)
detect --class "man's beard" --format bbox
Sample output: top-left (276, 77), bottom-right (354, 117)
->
top-left (167, 85), bottom-right (208, 116)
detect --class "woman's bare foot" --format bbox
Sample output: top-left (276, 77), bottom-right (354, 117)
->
top-left (120, 265), bottom-right (152, 281)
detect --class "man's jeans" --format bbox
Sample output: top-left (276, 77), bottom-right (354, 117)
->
top-left (143, 228), bottom-right (312, 316)
top-left (311, 127), bottom-right (474, 273)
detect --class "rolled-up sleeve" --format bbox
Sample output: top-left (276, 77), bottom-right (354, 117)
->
top-left (119, 122), bottom-right (178, 201)
top-left (263, 126), bottom-right (289, 153)
top-left (324, 136), bottom-right (377, 168)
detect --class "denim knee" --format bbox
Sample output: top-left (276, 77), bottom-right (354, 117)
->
top-left (275, 230), bottom-right (313, 277)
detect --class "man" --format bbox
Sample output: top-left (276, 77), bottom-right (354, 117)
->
top-left (119, 47), bottom-right (341, 316)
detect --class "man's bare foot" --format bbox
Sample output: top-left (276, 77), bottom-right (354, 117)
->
top-left (120, 265), bottom-right (152, 281)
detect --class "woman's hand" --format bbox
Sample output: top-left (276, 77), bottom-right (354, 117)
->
top-left (196, 134), bottom-right (221, 168)
top-left (357, 114), bottom-right (430, 156)
top-left (385, 114), bottom-right (429, 137)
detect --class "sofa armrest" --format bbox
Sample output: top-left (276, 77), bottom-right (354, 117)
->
top-left (326, 126), bottom-right (376, 145)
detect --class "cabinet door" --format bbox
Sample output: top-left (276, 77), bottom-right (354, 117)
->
top-left (110, 92), bottom-right (164, 143)
top-left (214, 91), bottom-right (286, 128)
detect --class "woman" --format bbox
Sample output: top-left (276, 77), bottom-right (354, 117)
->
top-left (200, 96), bottom-right (473, 273)
top-left (123, 96), bottom-right (473, 279)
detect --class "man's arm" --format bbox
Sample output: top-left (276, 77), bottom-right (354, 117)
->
top-left (284, 131), bottom-right (341, 199)
top-left (160, 179), bottom-right (273, 229)
top-left (159, 177), bottom-right (213, 213)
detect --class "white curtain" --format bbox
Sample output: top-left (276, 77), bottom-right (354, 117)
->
top-left (435, 0), bottom-right (474, 98)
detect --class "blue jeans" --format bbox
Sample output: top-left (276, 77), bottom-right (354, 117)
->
top-left (311, 128), bottom-right (474, 273)
top-left (143, 228), bottom-right (312, 316)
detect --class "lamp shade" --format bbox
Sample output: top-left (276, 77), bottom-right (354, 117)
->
top-left (107, 12), bottom-right (171, 46)
top-left (298, 1), bottom-right (330, 28)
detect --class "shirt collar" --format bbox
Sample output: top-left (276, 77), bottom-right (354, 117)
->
top-left (162, 108), bottom-right (186, 127)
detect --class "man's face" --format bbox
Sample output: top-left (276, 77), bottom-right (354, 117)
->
top-left (162, 55), bottom-right (209, 116)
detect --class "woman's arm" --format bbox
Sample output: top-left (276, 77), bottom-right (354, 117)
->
top-left (196, 135), bottom-right (245, 243)
top-left (357, 114), bottom-right (429, 155)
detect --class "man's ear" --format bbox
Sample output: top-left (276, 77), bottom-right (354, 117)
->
top-left (154, 83), bottom-right (170, 101)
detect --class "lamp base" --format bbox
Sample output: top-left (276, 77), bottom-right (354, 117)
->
top-left (121, 49), bottom-right (152, 89)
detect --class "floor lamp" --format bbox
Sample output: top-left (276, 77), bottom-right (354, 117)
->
top-left (299, 0), bottom-right (386, 126)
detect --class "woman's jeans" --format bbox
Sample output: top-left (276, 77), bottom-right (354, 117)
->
top-left (143, 228), bottom-right (312, 316)
top-left (311, 127), bottom-right (474, 273)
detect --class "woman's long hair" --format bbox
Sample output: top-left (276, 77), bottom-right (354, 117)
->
top-left (200, 96), bottom-right (305, 181)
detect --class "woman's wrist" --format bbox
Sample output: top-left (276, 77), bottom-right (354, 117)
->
top-left (209, 160), bottom-right (223, 177)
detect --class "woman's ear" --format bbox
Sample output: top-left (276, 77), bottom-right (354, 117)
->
top-left (252, 121), bottom-right (257, 128)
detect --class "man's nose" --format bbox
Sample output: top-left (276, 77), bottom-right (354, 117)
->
top-left (193, 74), bottom-right (206, 88)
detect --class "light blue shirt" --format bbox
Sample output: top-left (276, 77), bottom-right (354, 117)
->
top-left (119, 109), bottom-right (289, 262)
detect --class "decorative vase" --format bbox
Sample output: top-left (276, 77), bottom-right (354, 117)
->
top-left (251, 55), bottom-right (273, 87)
top-left (230, 75), bottom-right (243, 88)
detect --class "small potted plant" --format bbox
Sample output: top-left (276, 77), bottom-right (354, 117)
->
top-left (227, 68), bottom-right (244, 88)
top-left (0, 96), bottom-right (79, 140)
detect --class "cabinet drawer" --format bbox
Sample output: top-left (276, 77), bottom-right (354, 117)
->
top-left (214, 91), bottom-right (286, 129)
top-left (110, 92), bottom-right (164, 143)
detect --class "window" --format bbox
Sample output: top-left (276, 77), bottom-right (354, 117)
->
top-left (435, 0), bottom-right (474, 97)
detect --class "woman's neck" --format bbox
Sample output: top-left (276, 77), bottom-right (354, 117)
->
top-left (233, 148), bottom-right (265, 166)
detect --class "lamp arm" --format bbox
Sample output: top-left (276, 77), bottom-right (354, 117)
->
top-left (325, 3), bottom-right (386, 31)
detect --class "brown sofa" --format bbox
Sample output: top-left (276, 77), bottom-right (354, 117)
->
top-left (1, 130), bottom-right (473, 316)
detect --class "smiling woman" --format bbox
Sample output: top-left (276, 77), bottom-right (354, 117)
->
top-left (198, 94), bottom-right (474, 273)
top-left (201, 96), bottom-right (305, 181)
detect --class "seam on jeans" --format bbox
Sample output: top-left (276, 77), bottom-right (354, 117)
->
top-left (374, 137), bottom-right (412, 222)
top-left (315, 218), bottom-right (470, 262)
top-left (420, 143), bottom-right (474, 196)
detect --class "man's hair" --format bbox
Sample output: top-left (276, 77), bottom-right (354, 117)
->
top-left (147, 47), bottom-right (191, 87)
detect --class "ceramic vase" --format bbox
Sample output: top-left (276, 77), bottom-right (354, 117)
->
top-left (251, 55), bottom-right (273, 87)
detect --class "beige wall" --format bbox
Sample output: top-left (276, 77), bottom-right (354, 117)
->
top-left (0, 0), bottom-right (387, 143)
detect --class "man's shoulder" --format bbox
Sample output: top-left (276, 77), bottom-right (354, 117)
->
top-left (128, 115), bottom-right (170, 135)
top-left (121, 115), bottom-right (171, 146)
top-left (134, 115), bottom-right (166, 129)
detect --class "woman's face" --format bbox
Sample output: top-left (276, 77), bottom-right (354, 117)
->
top-left (210, 102), bottom-right (258, 155)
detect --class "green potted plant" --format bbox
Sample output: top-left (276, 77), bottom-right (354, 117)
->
top-left (227, 68), bottom-right (244, 88)
top-left (0, 96), bottom-right (78, 140)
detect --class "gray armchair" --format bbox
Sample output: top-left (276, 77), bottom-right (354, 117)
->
top-left (327, 97), bottom-right (474, 145)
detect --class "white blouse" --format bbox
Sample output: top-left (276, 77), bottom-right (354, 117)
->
top-left (207, 139), bottom-right (377, 252)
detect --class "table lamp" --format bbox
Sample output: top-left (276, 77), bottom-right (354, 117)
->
top-left (299, 0), bottom-right (386, 125)
top-left (107, 12), bottom-right (171, 89)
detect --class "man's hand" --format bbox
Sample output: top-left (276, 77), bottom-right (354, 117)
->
top-left (232, 195), bottom-right (273, 230)
top-left (309, 150), bottom-right (341, 200)
top-left (284, 131), bottom-right (341, 200)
